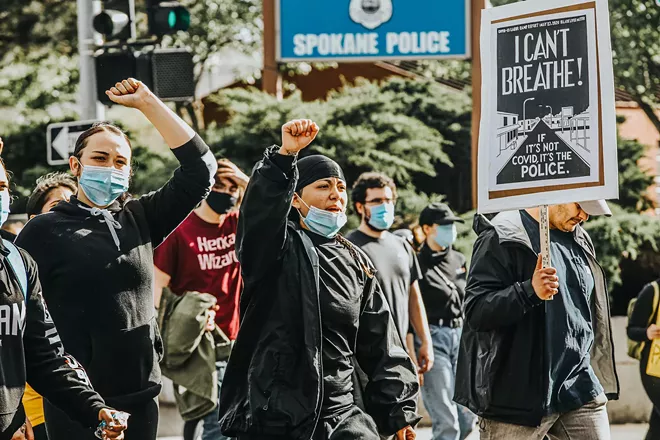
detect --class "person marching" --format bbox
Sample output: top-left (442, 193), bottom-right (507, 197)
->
top-left (154, 158), bottom-right (249, 440)
top-left (0, 137), bottom-right (127, 440)
top-left (18, 172), bottom-right (77, 440)
top-left (218, 120), bottom-right (420, 440)
top-left (16, 78), bottom-right (217, 440)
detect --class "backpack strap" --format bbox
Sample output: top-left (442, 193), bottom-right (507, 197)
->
top-left (3, 239), bottom-right (28, 307)
top-left (652, 281), bottom-right (660, 326)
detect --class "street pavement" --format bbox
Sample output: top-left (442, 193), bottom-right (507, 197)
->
top-left (159, 423), bottom-right (649, 439)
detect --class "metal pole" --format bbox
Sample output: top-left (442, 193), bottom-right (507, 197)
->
top-left (263, 0), bottom-right (282, 99)
top-left (77, 0), bottom-right (104, 120)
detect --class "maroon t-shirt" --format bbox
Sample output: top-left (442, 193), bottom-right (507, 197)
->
top-left (155, 211), bottom-right (241, 340)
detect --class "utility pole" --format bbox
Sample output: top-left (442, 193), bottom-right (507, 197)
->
top-left (77, 0), bottom-right (104, 120)
top-left (262, 0), bottom-right (282, 99)
top-left (471, 0), bottom-right (486, 209)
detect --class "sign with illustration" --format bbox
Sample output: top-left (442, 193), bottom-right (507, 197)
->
top-left (277, 0), bottom-right (470, 61)
top-left (477, 0), bottom-right (619, 213)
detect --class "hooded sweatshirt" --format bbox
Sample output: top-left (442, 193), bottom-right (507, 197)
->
top-left (0, 241), bottom-right (107, 440)
top-left (16, 135), bottom-right (217, 407)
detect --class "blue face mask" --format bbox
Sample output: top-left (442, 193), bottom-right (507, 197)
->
top-left (434, 224), bottom-right (457, 249)
top-left (78, 163), bottom-right (129, 207)
top-left (0, 190), bottom-right (10, 226)
top-left (298, 198), bottom-right (347, 238)
top-left (368, 203), bottom-right (395, 231)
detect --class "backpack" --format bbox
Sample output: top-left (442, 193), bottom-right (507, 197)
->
top-left (3, 239), bottom-right (28, 307)
top-left (627, 281), bottom-right (659, 360)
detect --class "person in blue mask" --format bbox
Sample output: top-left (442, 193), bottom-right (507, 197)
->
top-left (16, 78), bottom-right (217, 440)
top-left (219, 119), bottom-right (421, 440)
top-left (346, 173), bottom-right (433, 381)
top-left (415, 203), bottom-right (476, 440)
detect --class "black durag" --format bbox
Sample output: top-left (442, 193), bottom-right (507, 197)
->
top-left (295, 155), bottom-right (346, 192)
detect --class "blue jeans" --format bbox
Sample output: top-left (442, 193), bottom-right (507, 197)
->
top-left (201, 361), bottom-right (230, 440)
top-left (415, 325), bottom-right (476, 440)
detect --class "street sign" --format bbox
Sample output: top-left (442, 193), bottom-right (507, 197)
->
top-left (476, 0), bottom-right (618, 213)
top-left (276, 0), bottom-right (470, 62)
top-left (46, 121), bottom-right (98, 166)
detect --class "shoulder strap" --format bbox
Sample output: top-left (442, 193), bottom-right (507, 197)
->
top-left (652, 281), bottom-right (660, 326)
top-left (3, 239), bottom-right (28, 306)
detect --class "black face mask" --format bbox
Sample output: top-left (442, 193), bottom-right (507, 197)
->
top-left (206, 191), bottom-right (237, 214)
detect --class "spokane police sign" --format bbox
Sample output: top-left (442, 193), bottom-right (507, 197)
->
top-left (277, 0), bottom-right (470, 61)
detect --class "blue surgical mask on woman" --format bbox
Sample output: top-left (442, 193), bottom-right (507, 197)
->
top-left (368, 203), bottom-right (395, 231)
top-left (0, 190), bottom-right (10, 226)
top-left (297, 197), bottom-right (347, 238)
top-left (78, 163), bottom-right (130, 207)
top-left (434, 224), bottom-right (457, 249)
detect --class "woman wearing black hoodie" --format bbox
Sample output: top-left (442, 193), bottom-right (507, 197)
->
top-left (16, 78), bottom-right (217, 440)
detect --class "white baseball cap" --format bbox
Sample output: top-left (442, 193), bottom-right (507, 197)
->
top-left (578, 200), bottom-right (612, 217)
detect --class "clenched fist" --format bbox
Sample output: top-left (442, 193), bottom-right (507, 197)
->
top-left (105, 78), bottom-right (154, 110)
top-left (279, 119), bottom-right (319, 156)
top-left (532, 254), bottom-right (559, 300)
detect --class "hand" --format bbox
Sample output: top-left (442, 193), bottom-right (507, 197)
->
top-left (416, 342), bottom-right (434, 374)
top-left (279, 119), bottom-right (319, 155)
top-left (206, 305), bottom-right (219, 332)
top-left (217, 159), bottom-right (249, 189)
top-left (11, 419), bottom-right (33, 440)
top-left (417, 372), bottom-right (424, 387)
top-left (647, 324), bottom-right (660, 340)
top-left (396, 426), bottom-right (416, 440)
top-left (532, 254), bottom-right (559, 300)
top-left (98, 409), bottom-right (128, 440)
top-left (105, 78), bottom-right (154, 110)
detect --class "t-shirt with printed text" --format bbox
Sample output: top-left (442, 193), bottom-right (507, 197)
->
top-left (154, 210), bottom-right (242, 340)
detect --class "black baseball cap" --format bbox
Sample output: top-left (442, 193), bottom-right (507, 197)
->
top-left (419, 202), bottom-right (464, 226)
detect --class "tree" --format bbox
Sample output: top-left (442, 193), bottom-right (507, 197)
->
top-left (490, 0), bottom-right (660, 133)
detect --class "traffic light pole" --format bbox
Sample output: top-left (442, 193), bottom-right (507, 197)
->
top-left (77, 0), bottom-right (104, 120)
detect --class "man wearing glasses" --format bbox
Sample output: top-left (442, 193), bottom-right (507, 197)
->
top-left (346, 172), bottom-right (434, 381)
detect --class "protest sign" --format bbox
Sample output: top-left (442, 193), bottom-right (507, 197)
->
top-left (476, 0), bottom-right (619, 213)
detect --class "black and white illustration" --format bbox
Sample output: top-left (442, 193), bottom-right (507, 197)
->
top-left (489, 10), bottom-right (600, 191)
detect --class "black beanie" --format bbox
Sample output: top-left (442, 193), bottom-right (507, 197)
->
top-left (295, 155), bottom-right (345, 192)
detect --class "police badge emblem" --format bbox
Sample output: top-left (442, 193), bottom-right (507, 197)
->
top-left (349, 0), bottom-right (393, 30)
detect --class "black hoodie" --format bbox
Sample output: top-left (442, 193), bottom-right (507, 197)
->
top-left (16, 135), bottom-right (216, 407)
top-left (0, 241), bottom-right (107, 440)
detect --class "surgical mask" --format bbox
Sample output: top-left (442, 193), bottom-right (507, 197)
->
top-left (206, 191), bottom-right (237, 214)
top-left (0, 191), bottom-right (10, 226)
top-left (297, 197), bottom-right (347, 238)
top-left (78, 163), bottom-right (129, 207)
top-left (367, 203), bottom-right (395, 231)
top-left (434, 224), bottom-right (457, 249)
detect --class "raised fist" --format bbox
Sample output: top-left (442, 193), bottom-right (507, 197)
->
top-left (279, 119), bottom-right (319, 156)
top-left (105, 78), bottom-right (154, 110)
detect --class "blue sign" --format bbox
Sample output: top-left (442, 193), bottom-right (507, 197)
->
top-left (277, 0), bottom-right (470, 61)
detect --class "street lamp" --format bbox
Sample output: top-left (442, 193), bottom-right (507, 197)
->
top-left (523, 97), bottom-right (535, 133)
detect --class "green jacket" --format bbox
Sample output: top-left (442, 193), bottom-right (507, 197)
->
top-left (158, 288), bottom-right (232, 421)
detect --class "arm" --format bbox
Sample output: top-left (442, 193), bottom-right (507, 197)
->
top-left (464, 230), bottom-right (544, 331)
top-left (408, 281), bottom-right (433, 373)
top-left (356, 278), bottom-right (421, 436)
top-left (237, 119), bottom-right (318, 280)
top-left (153, 266), bottom-right (171, 308)
top-left (107, 79), bottom-right (217, 247)
top-left (22, 255), bottom-right (107, 429)
top-left (628, 283), bottom-right (658, 342)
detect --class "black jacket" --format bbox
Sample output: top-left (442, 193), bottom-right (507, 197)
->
top-left (417, 243), bottom-right (467, 322)
top-left (0, 241), bottom-right (107, 440)
top-left (16, 135), bottom-right (217, 407)
top-left (454, 211), bottom-right (619, 427)
top-left (218, 147), bottom-right (420, 439)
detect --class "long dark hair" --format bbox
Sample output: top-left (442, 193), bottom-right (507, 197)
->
top-left (73, 121), bottom-right (133, 204)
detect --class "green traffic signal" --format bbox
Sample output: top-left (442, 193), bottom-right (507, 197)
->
top-left (149, 2), bottom-right (190, 35)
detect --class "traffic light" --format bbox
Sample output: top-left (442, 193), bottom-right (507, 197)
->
top-left (147, 1), bottom-right (191, 36)
top-left (93, 0), bottom-right (136, 41)
top-left (95, 49), bottom-right (195, 103)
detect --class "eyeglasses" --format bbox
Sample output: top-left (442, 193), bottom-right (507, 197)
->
top-left (364, 198), bottom-right (396, 205)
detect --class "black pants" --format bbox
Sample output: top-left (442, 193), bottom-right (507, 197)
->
top-left (237, 405), bottom-right (379, 440)
top-left (641, 354), bottom-right (660, 440)
top-left (44, 397), bottom-right (159, 440)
